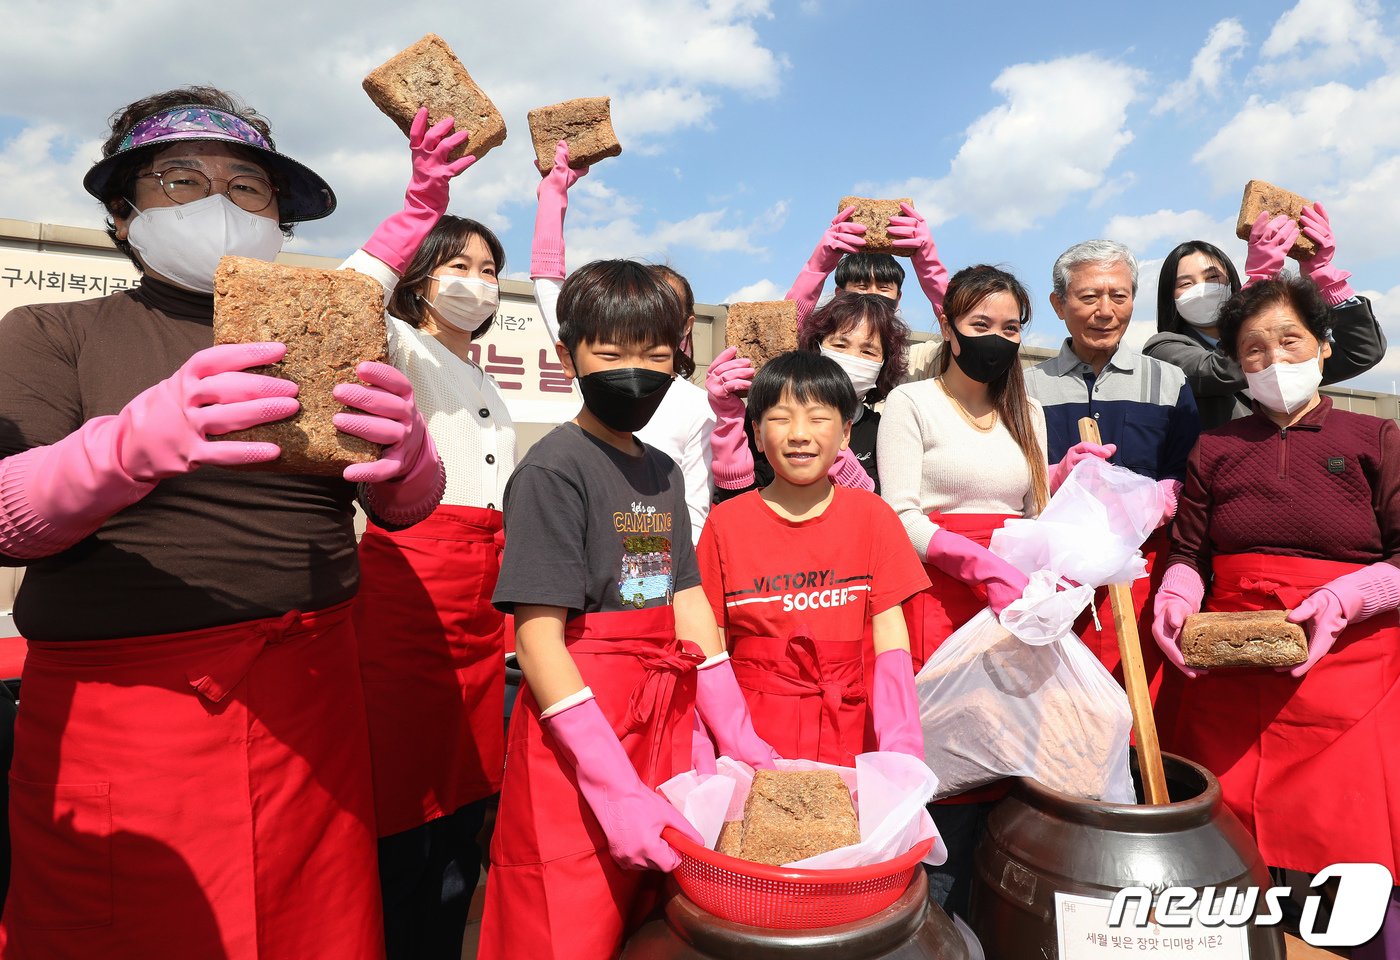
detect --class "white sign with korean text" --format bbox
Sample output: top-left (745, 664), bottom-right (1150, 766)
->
top-left (469, 290), bottom-right (579, 425)
top-left (1056, 892), bottom-right (1251, 959)
top-left (0, 248), bottom-right (140, 316)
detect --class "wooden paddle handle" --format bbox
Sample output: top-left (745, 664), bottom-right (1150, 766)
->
top-left (1077, 417), bottom-right (1171, 805)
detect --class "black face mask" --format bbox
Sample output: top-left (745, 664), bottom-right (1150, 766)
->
top-left (577, 367), bottom-right (674, 433)
top-left (950, 327), bottom-right (1021, 384)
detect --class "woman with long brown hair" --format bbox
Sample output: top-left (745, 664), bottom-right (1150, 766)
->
top-left (876, 264), bottom-right (1110, 919)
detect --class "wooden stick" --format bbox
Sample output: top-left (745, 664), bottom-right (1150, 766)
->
top-left (1077, 416), bottom-right (1171, 806)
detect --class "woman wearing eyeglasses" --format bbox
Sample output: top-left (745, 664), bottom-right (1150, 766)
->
top-left (0, 86), bottom-right (443, 958)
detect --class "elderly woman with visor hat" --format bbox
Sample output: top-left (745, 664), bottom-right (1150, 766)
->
top-left (0, 86), bottom-right (444, 959)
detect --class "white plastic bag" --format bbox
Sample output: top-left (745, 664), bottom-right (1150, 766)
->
top-left (659, 752), bottom-right (948, 868)
top-left (915, 609), bottom-right (1134, 802)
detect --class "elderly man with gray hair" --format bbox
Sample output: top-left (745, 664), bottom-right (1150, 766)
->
top-left (1024, 239), bottom-right (1200, 692)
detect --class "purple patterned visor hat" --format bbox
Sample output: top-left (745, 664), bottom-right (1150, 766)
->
top-left (83, 105), bottom-right (335, 223)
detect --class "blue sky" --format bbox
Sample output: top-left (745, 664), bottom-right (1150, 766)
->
top-left (3, 0), bottom-right (1399, 386)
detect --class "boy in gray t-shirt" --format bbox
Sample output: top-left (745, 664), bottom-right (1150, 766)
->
top-left (481, 261), bottom-right (777, 960)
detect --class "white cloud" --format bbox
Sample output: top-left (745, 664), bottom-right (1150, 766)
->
top-left (723, 279), bottom-right (782, 303)
top-left (1101, 209), bottom-right (1243, 268)
top-left (1256, 0), bottom-right (1394, 82)
top-left (863, 55), bottom-right (1144, 233)
top-left (1153, 18), bottom-right (1248, 115)
top-left (0, 0), bottom-right (787, 260)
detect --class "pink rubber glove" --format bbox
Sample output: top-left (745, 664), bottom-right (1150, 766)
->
top-left (543, 694), bottom-right (702, 871)
top-left (0, 342), bottom-right (297, 560)
top-left (706, 346), bottom-right (757, 490)
top-left (887, 201), bottom-right (949, 316)
top-left (1152, 563), bottom-right (1206, 678)
top-left (694, 657), bottom-right (779, 769)
top-left (1049, 441), bottom-right (1117, 493)
top-left (362, 109), bottom-right (476, 276)
top-left (531, 139), bottom-right (589, 280)
top-left (1286, 562), bottom-right (1400, 677)
top-left (827, 446), bottom-right (875, 492)
top-left (1243, 211), bottom-right (1301, 287)
top-left (1156, 479), bottom-right (1183, 527)
top-left (871, 648), bottom-right (924, 759)
top-left (691, 711), bottom-right (717, 776)
top-left (333, 361), bottom-right (445, 526)
top-left (787, 206), bottom-right (866, 328)
top-left (1298, 202), bottom-right (1355, 305)
top-left (925, 527), bottom-right (1029, 616)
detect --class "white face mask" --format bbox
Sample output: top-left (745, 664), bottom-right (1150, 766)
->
top-left (820, 347), bottom-right (883, 401)
top-left (127, 194), bottom-right (284, 294)
top-left (1175, 282), bottom-right (1231, 328)
top-left (1245, 357), bottom-right (1323, 415)
top-left (424, 275), bottom-right (498, 333)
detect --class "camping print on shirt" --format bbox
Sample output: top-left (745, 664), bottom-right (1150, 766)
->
top-left (614, 500), bottom-right (674, 608)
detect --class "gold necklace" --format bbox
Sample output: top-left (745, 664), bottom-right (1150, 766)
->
top-left (938, 379), bottom-right (998, 433)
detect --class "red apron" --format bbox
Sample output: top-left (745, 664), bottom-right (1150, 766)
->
top-left (477, 607), bottom-right (702, 960)
top-left (353, 506), bottom-right (506, 837)
top-left (730, 633), bottom-right (867, 765)
top-left (0, 601), bottom-right (383, 960)
top-left (902, 512), bottom-right (1018, 805)
top-left (1160, 553), bottom-right (1400, 874)
top-left (1075, 528), bottom-right (1170, 702)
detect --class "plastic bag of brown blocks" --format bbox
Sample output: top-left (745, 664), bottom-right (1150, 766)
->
top-left (528, 97), bottom-right (622, 174)
top-left (735, 770), bottom-right (860, 866)
top-left (363, 34), bottom-right (507, 163)
top-left (839, 196), bottom-right (913, 257)
top-left (1234, 180), bottom-right (1318, 261)
top-left (212, 257), bottom-right (388, 476)
top-left (1181, 610), bottom-right (1308, 668)
top-left (725, 300), bottom-right (797, 370)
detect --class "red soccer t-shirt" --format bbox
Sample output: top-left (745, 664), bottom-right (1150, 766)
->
top-left (697, 487), bottom-right (930, 762)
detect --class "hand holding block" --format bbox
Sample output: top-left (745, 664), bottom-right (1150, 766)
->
top-left (1235, 179), bottom-right (1318, 260)
top-left (1182, 610), bottom-right (1309, 668)
top-left (839, 196), bottom-right (914, 257)
top-left (528, 97), bottom-right (622, 173)
top-left (213, 257), bottom-right (389, 475)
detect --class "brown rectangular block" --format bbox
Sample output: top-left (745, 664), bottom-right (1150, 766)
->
top-left (212, 257), bottom-right (388, 475)
top-left (1182, 610), bottom-right (1308, 669)
top-left (724, 300), bottom-right (797, 370)
top-left (715, 819), bottom-right (745, 858)
top-left (363, 34), bottom-right (507, 162)
top-left (839, 196), bottom-right (913, 257)
top-left (736, 769), bottom-right (860, 866)
top-left (1234, 180), bottom-right (1318, 260)
top-left (528, 96), bottom-right (622, 174)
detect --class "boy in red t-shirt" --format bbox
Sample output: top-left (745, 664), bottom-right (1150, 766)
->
top-left (697, 350), bottom-right (930, 765)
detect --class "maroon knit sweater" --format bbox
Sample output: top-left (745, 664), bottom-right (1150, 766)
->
top-left (1169, 397), bottom-right (1400, 578)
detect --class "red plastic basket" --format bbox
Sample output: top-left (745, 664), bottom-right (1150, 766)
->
top-left (662, 827), bottom-right (933, 929)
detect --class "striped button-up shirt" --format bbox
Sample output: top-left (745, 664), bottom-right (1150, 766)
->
top-left (1025, 339), bottom-right (1200, 481)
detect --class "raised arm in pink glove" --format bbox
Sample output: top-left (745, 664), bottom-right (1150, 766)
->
top-left (362, 108), bottom-right (476, 276)
top-left (531, 139), bottom-right (589, 281)
top-left (706, 346), bottom-right (757, 490)
top-left (334, 361), bottom-right (445, 527)
top-left (1152, 563), bottom-right (1206, 678)
top-left (926, 527), bottom-right (1029, 616)
top-left (1286, 562), bottom-right (1400, 678)
top-left (1298, 202), bottom-right (1355, 306)
top-left (887, 201), bottom-right (949, 316)
top-left (786, 206), bottom-right (866, 329)
top-left (1243, 211), bottom-right (1301, 287)
top-left (544, 694), bottom-right (702, 871)
top-left (695, 655), bottom-right (779, 769)
top-left (871, 648), bottom-right (924, 758)
top-left (0, 342), bottom-right (297, 560)
top-left (1048, 441), bottom-right (1117, 493)
top-left (827, 446), bottom-right (875, 492)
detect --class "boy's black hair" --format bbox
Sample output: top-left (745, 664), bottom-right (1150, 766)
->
top-left (747, 350), bottom-right (859, 425)
top-left (557, 259), bottom-right (685, 358)
top-left (834, 252), bottom-right (905, 292)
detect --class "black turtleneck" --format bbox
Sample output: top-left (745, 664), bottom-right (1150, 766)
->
top-left (0, 278), bottom-right (361, 641)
